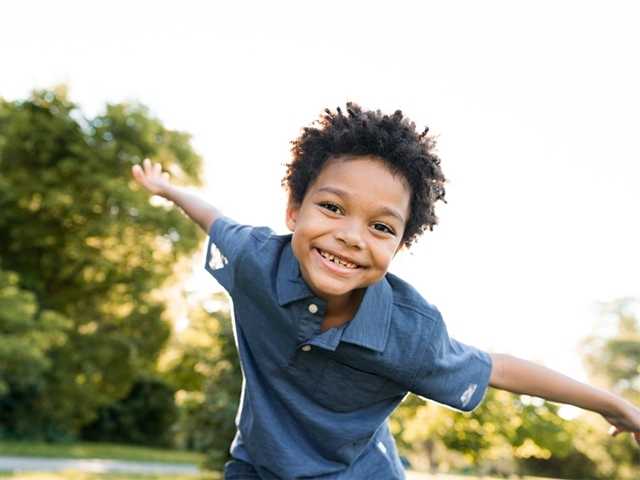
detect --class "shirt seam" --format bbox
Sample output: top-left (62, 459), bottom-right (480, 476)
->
top-left (408, 312), bottom-right (441, 391)
top-left (392, 300), bottom-right (440, 321)
top-left (229, 224), bottom-right (274, 294)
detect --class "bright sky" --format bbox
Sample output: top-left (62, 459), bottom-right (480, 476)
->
top-left (3, 1), bottom-right (639, 385)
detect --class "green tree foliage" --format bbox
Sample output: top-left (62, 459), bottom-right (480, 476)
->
top-left (579, 298), bottom-right (640, 478)
top-left (391, 390), bottom-right (611, 478)
top-left (0, 265), bottom-right (74, 437)
top-left (583, 298), bottom-right (640, 405)
top-left (162, 294), bottom-right (242, 470)
top-left (0, 87), bottom-right (204, 439)
top-left (0, 266), bottom-right (72, 394)
top-left (392, 390), bottom-right (573, 476)
top-left (80, 376), bottom-right (178, 447)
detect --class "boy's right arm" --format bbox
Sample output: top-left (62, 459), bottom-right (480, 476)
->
top-left (489, 353), bottom-right (640, 443)
top-left (131, 158), bottom-right (222, 233)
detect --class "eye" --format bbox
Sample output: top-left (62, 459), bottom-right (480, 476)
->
top-left (373, 223), bottom-right (395, 235)
top-left (319, 202), bottom-right (342, 214)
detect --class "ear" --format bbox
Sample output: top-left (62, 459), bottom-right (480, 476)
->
top-left (285, 199), bottom-right (300, 232)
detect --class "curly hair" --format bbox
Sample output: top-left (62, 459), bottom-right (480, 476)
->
top-left (282, 102), bottom-right (446, 247)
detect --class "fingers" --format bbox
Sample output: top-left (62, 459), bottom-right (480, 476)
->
top-left (133, 159), bottom-right (169, 187)
top-left (131, 164), bottom-right (144, 182)
top-left (140, 158), bottom-right (165, 178)
top-left (608, 425), bottom-right (640, 444)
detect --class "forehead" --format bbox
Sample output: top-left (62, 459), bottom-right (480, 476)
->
top-left (309, 155), bottom-right (411, 216)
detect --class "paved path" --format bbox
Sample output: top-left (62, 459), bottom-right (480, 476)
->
top-left (0, 456), bottom-right (200, 475)
top-left (0, 456), bottom-right (440, 478)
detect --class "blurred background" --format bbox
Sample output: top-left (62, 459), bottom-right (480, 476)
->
top-left (1, 1), bottom-right (639, 478)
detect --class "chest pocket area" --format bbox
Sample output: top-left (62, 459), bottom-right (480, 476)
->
top-left (315, 359), bottom-right (402, 413)
top-left (286, 347), bottom-right (330, 398)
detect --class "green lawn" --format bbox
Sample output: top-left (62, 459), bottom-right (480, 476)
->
top-left (0, 473), bottom-right (562, 480)
top-left (0, 442), bottom-right (564, 480)
top-left (0, 441), bottom-right (204, 465)
top-left (0, 474), bottom-right (219, 479)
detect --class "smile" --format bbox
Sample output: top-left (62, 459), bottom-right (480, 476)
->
top-left (315, 248), bottom-right (361, 269)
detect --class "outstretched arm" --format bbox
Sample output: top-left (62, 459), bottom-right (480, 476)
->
top-left (489, 353), bottom-right (640, 443)
top-left (131, 159), bottom-right (222, 233)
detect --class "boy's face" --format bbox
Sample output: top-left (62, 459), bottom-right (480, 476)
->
top-left (286, 155), bottom-right (411, 303)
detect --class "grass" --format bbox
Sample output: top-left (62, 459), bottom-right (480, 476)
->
top-left (0, 442), bottom-right (564, 480)
top-left (0, 473), bottom-right (562, 480)
top-left (0, 441), bottom-right (204, 465)
top-left (409, 475), bottom-right (561, 480)
top-left (0, 473), bottom-right (220, 479)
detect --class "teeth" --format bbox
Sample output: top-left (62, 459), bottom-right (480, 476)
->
top-left (318, 249), bottom-right (358, 269)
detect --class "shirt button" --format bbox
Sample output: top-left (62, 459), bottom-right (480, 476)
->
top-left (301, 345), bottom-right (312, 352)
top-left (308, 303), bottom-right (319, 314)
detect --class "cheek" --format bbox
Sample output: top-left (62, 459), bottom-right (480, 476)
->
top-left (372, 243), bottom-right (398, 269)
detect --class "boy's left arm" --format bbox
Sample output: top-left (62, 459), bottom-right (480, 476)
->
top-left (489, 353), bottom-right (640, 444)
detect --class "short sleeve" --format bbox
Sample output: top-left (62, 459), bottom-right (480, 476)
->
top-left (411, 312), bottom-right (492, 412)
top-left (204, 216), bottom-right (254, 292)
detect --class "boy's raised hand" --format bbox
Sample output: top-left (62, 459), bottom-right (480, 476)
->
top-left (131, 158), bottom-right (172, 196)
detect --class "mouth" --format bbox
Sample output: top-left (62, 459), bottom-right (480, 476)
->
top-left (314, 248), bottom-right (362, 270)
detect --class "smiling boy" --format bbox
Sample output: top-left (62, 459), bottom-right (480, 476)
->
top-left (132, 104), bottom-right (640, 479)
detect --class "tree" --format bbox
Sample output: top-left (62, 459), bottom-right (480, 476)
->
top-left (0, 265), bottom-right (73, 437)
top-left (0, 87), bottom-right (203, 438)
top-left (583, 298), bottom-right (640, 405)
top-left (161, 293), bottom-right (242, 470)
top-left (392, 390), bottom-right (602, 478)
top-left (579, 298), bottom-right (640, 478)
top-left (80, 376), bottom-right (178, 447)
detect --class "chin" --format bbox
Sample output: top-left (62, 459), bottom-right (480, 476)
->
top-left (316, 285), bottom-right (353, 298)
top-left (310, 278), bottom-right (357, 299)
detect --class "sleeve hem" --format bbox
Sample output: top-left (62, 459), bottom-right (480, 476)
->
top-left (460, 350), bottom-right (493, 412)
top-left (208, 216), bottom-right (232, 241)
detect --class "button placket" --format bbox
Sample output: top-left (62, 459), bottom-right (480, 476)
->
top-left (302, 303), bottom-right (316, 352)
top-left (293, 300), bottom-right (324, 354)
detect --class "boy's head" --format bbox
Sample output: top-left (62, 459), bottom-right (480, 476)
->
top-left (283, 103), bottom-right (446, 248)
top-left (282, 104), bottom-right (446, 301)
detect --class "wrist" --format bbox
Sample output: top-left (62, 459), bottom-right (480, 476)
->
top-left (599, 390), bottom-right (630, 417)
top-left (159, 183), bottom-right (178, 200)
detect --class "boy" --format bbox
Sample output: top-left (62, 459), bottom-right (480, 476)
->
top-left (132, 104), bottom-right (640, 479)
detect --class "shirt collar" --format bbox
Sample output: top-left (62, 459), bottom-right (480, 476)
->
top-left (277, 240), bottom-right (393, 353)
top-left (340, 278), bottom-right (392, 352)
top-left (276, 240), bottom-right (316, 305)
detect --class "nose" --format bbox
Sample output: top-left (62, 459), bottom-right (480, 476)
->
top-left (335, 220), bottom-right (365, 249)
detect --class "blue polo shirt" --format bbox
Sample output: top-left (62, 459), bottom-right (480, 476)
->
top-left (205, 217), bottom-right (492, 479)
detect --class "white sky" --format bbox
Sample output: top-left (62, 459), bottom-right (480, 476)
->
top-left (2, 1), bottom-right (639, 383)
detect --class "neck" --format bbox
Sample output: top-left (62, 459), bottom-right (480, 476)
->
top-left (321, 288), bottom-right (365, 330)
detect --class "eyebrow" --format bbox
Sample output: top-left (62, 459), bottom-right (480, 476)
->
top-left (315, 186), bottom-right (406, 224)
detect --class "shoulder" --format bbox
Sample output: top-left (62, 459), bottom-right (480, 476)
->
top-left (206, 217), bottom-right (290, 292)
top-left (233, 225), bottom-right (292, 284)
top-left (386, 272), bottom-right (444, 333)
top-left (209, 217), bottom-right (286, 257)
top-left (382, 272), bottom-right (446, 380)
top-left (245, 224), bottom-right (290, 261)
